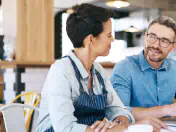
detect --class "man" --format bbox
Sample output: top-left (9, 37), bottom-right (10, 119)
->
top-left (110, 16), bottom-right (176, 122)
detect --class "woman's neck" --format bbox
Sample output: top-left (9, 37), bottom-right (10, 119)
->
top-left (74, 48), bottom-right (96, 73)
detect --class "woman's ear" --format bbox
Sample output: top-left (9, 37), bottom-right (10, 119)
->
top-left (84, 34), bottom-right (94, 47)
top-left (89, 34), bottom-right (95, 45)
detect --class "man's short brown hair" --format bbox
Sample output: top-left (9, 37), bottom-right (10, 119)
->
top-left (148, 16), bottom-right (176, 36)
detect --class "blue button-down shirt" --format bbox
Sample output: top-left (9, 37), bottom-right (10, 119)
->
top-left (110, 50), bottom-right (176, 111)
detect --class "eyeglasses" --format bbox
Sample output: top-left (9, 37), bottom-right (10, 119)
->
top-left (146, 33), bottom-right (175, 48)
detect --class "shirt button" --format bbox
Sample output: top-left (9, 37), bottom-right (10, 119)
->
top-left (158, 87), bottom-right (160, 91)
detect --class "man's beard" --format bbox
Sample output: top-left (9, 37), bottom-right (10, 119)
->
top-left (145, 47), bottom-right (164, 62)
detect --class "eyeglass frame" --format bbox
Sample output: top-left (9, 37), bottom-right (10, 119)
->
top-left (145, 32), bottom-right (176, 48)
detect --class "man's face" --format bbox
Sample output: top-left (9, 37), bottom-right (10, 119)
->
top-left (144, 23), bottom-right (175, 62)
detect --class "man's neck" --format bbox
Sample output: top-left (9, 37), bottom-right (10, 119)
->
top-left (148, 60), bottom-right (163, 70)
top-left (144, 55), bottom-right (163, 70)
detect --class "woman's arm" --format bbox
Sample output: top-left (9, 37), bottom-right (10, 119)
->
top-left (46, 64), bottom-right (87, 132)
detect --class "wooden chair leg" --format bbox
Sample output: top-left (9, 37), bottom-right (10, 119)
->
top-left (0, 112), bottom-right (6, 132)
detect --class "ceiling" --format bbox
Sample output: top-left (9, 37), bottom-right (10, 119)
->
top-left (127, 0), bottom-right (176, 9)
top-left (54, 0), bottom-right (176, 11)
top-left (91, 1), bottom-right (142, 12)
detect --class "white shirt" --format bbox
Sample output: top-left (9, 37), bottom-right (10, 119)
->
top-left (36, 51), bottom-right (134, 132)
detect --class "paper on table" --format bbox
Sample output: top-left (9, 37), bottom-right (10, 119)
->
top-left (160, 125), bottom-right (176, 132)
top-left (124, 124), bottom-right (176, 132)
top-left (160, 129), bottom-right (173, 132)
top-left (160, 129), bottom-right (170, 132)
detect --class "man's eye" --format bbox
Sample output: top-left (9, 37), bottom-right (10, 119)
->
top-left (162, 39), bottom-right (169, 43)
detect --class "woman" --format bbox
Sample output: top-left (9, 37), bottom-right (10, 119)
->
top-left (36, 3), bottom-right (166, 132)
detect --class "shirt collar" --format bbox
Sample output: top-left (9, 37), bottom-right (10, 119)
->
top-left (68, 50), bottom-right (95, 79)
top-left (139, 51), bottom-right (151, 71)
top-left (139, 50), bottom-right (168, 71)
top-left (159, 59), bottom-right (168, 71)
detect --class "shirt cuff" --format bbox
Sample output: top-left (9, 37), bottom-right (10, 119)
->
top-left (71, 123), bottom-right (88, 132)
top-left (107, 109), bottom-right (135, 123)
top-left (113, 113), bottom-right (135, 123)
top-left (127, 106), bottom-right (133, 112)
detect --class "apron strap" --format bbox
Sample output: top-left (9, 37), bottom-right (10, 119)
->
top-left (67, 55), bottom-right (107, 95)
top-left (95, 69), bottom-right (107, 94)
top-left (67, 56), bottom-right (84, 93)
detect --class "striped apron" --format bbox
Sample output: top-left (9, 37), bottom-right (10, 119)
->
top-left (45, 56), bottom-right (108, 132)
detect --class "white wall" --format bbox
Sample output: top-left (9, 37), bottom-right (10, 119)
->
top-left (2, 0), bottom-right (17, 37)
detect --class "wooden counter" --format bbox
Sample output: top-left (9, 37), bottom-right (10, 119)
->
top-left (0, 61), bottom-right (115, 68)
top-left (0, 61), bottom-right (55, 68)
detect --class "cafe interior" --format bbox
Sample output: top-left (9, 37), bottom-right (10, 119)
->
top-left (0, 0), bottom-right (176, 132)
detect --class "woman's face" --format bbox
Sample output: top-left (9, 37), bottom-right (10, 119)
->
top-left (92, 19), bottom-right (114, 56)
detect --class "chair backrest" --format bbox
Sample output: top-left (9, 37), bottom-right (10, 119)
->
top-left (0, 103), bottom-right (39, 132)
top-left (10, 92), bottom-right (40, 132)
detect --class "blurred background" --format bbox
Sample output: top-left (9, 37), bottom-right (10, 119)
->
top-left (53, 0), bottom-right (176, 62)
top-left (1, 0), bottom-right (176, 63)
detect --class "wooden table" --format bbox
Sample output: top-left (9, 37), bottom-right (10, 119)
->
top-left (161, 117), bottom-right (176, 121)
top-left (0, 104), bottom-right (5, 132)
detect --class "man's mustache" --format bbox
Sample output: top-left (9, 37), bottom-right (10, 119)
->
top-left (147, 47), bottom-right (162, 54)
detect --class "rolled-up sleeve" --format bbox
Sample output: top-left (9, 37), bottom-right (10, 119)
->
top-left (110, 61), bottom-right (132, 111)
top-left (47, 65), bottom-right (87, 132)
top-left (105, 77), bottom-right (135, 123)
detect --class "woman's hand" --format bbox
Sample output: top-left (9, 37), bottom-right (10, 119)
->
top-left (90, 120), bottom-right (117, 132)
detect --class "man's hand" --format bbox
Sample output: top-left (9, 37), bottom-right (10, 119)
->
top-left (135, 116), bottom-right (167, 132)
top-left (113, 115), bottom-right (130, 125)
top-left (164, 103), bottom-right (176, 116)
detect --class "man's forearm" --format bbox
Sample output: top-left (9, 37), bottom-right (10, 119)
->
top-left (86, 125), bottom-right (127, 132)
top-left (132, 106), bottom-right (168, 121)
